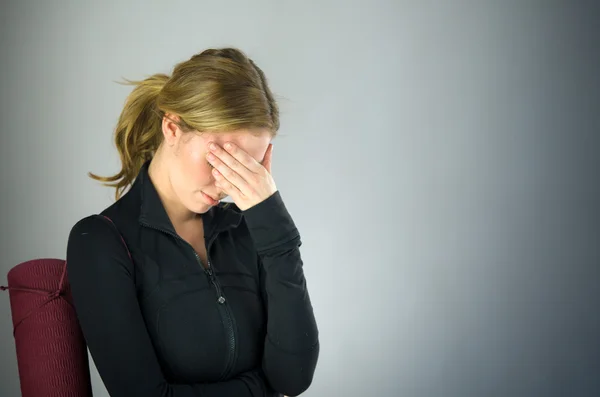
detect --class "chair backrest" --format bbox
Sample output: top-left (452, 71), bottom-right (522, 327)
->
top-left (1, 258), bottom-right (93, 397)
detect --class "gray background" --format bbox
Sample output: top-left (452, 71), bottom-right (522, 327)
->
top-left (1, 1), bottom-right (599, 396)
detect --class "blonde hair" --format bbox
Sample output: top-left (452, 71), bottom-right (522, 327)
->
top-left (89, 47), bottom-right (280, 200)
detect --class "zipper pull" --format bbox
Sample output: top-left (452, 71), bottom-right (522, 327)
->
top-left (206, 260), bottom-right (225, 304)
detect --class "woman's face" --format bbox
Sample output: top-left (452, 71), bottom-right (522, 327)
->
top-left (168, 127), bottom-right (272, 214)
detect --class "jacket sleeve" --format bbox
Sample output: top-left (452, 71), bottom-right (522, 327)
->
top-left (66, 215), bottom-right (273, 397)
top-left (242, 191), bottom-right (320, 397)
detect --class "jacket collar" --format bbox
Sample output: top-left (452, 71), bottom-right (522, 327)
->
top-left (135, 160), bottom-right (243, 239)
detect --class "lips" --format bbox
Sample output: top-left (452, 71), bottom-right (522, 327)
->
top-left (201, 191), bottom-right (221, 205)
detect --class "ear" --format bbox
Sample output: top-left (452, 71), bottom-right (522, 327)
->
top-left (162, 113), bottom-right (183, 146)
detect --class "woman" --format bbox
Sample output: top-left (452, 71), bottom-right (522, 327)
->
top-left (66, 47), bottom-right (319, 397)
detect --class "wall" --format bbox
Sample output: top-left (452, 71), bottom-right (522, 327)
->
top-left (1, 1), bottom-right (598, 396)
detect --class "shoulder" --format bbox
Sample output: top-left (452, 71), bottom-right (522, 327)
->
top-left (66, 214), bottom-right (134, 277)
top-left (67, 215), bottom-right (120, 250)
top-left (69, 186), bottom-right (141, 247)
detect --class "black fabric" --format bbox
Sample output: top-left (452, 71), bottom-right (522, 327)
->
top-left (66, 161), bottom-right (319, 397)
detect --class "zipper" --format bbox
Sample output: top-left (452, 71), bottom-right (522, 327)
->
top-left (140, 221), bottom-right (237, 380)
top-left (205, 235), bottom-right (237, 380)
top-left (197, 252), bottom-right (225, 303)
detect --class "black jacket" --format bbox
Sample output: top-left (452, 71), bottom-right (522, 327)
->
top-left (66, 161), bottom-right (319, 397)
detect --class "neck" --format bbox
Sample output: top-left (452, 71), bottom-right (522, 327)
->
top-left (147, 149), bottom-right (199, 226)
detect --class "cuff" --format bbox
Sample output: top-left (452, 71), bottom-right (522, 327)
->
top-left (242, 191), bottom-right (300, 253)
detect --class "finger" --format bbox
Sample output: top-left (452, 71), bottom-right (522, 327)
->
top-left (218, 142), bottom-right (264, 174)
top-left (262, 144), bottom-right (273, 174)
top-left (207, 153), bottom-right (250, 194)
top-left (213, 168), bottom-right (243, 199)
top-left (207, 143), bottom-right (254, 184)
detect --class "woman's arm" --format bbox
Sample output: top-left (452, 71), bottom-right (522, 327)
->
top-left (243, 192), bottom-right (320, 397)
top-left (67, 215), bottom-right (273, 397)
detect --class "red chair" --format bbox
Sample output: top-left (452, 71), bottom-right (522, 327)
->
top-left (1, 258), bottom-right (93, 397)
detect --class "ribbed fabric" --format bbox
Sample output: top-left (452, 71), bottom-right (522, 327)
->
top-left (1, 258), bottom-right (93, 397)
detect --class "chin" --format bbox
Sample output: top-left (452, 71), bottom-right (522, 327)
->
top-left (192, 205), bottom-right (212, 214)
top-left (189, 199), bottom-right (213, 213)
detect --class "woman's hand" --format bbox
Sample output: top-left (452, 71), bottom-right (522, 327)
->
top-left (206, 142), bottom-right (277, 211)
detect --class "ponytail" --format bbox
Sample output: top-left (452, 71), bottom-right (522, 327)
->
top-left (88, 73), bottom-right (169, 200)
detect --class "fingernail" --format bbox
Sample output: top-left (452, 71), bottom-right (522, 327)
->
top-left (209, 143), bottom-right (217, 150)
top-left (224, 143), bottom-right (233, 150)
